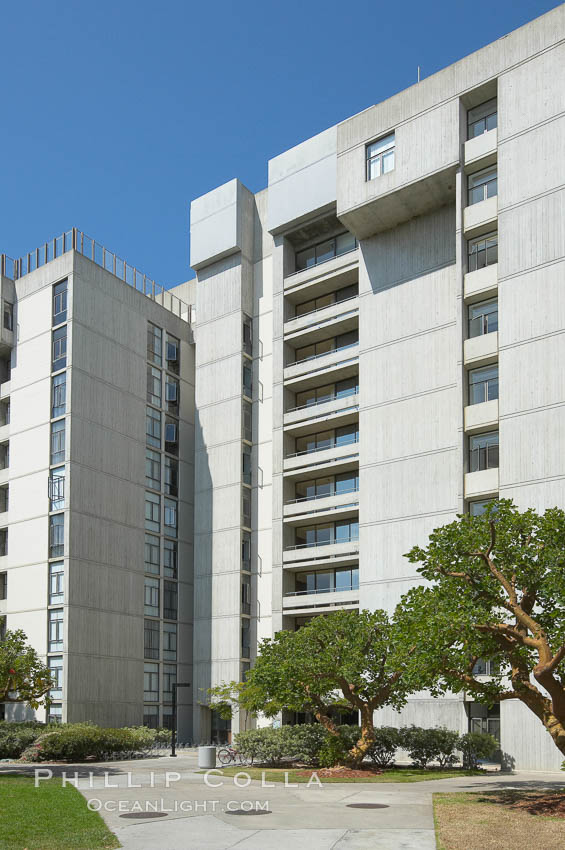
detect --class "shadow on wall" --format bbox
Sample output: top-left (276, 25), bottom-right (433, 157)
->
top-left (362, 204), bottom-right (456, 296)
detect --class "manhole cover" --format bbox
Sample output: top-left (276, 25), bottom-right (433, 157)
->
top-left (225, 809), bottom-right (272, 816)
top-left (119, 811), bottom-right (169, 819)
top-left (346, 803), bottom-right (389, 809)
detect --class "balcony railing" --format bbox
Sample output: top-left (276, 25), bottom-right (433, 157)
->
top-left (285, 584), bottom-right (359, 597)
top-left (286, 389), bottom-right (358, 415)
top-left (286, 534), bottom-right (359, 551)
top-left (286, 434), bottom-right (359, 459)
top-left (469, 378), bottom-right (499, 405)
top-left (1, 228), bottom-right (191, 322)
top-left (468, 176), bottom-right (497, 206)
top-left (290, 341), bottom-right (359, 368)
top-left (291, 235), bottom-right (358, 277)
top-left (289, 294), bottom-right (358, 324)
top-left (286, 485), bottom-right (359, 505)
top-left (469, 444), bottom-right (499, 473)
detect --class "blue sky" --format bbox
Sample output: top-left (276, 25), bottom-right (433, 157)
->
top-left (0, 0), bottom-right (559, 286)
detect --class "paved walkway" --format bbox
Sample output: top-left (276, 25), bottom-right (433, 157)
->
top-left (3, 752), bottom-right (565, 850)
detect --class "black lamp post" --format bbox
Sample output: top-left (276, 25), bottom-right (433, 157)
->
top-left (171, 682), bottom-right (190, 757)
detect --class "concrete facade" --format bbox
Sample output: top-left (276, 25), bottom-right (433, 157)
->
top-left (187, 5), bottom-right (565, 770)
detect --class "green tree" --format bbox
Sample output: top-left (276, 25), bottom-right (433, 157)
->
top-left (400, 500), bottom-right (565, 758)
top-left (239, 609), bottom-right (418, 767)
top-left (0, 628), bottom-right (53, 709)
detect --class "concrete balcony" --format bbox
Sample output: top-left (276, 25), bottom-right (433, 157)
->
top-left (0, 597), bottom-right (6, 615)
top-left (284, 250), bottom-right (359, 296)
top-left (284, 298), bottom-right (358, 341)
top-left (463, 196), bottom-right (498, 238)
top-left (284, 344), bottom-right (359, 382)
top-left (464, 264), bottom-right (498, 302)
top-left (284, 492), bottom-right (359, 525)
top-left (283, 538), bottom-right (360, 566)
top-left (464, 399), bottom-right (499, 434)
top-left (284, 393), bottom-right (359, 429)
top-left (283, 587), bottom-right (359, 614)
top-left (464, 331), bottom-right (498, 368)
top-left (0, 424), bottom-right (9, 443)
top-left (285, 405), bottom-right (358, 439)
top-left (465, 467), bottom-right (499, 499)
top-left (0, 381), bottom-right (10, 400)
top-left (284, 454), bottom-right (359, 484)
top-left (0, 468), bottom-right (9, 487)
top-left (464, 129), bottom-right (497, 174)
top-left (284, 439), bottom-right (360, 474)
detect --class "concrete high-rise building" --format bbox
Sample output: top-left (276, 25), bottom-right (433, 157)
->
top-left (1, 5), bottom-right (564, 770)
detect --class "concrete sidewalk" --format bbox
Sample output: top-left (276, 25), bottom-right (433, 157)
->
top-left (3, 753), bottom-right (565, 850)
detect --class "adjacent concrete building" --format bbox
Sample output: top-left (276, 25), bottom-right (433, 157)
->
top-left (1, 4), bottom-right (564, 770)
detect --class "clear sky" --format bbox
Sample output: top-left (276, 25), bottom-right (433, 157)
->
top-left (0, 0), bottom-right (560, 286)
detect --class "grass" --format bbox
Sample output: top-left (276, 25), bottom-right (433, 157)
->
top-left (433, 790), bottom-right (565, 850)
top-left (0, 774), bottom-right (120, 850)
top-left (202, 766), bottom-right (485, 783)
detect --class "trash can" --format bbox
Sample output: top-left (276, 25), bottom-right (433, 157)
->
top-left (198, 746), bottom-right (217, 769)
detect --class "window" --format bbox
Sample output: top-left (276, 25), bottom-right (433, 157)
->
top-left (48, 608), bottom-right (64, 651)
top-left (469, 500), bottom-right (490, 517)
top-left (295, 520), bottom-right (358, 548)
top-left (473, 658), bottom-right (500, 676)
top-left (52, 326), bottom-right (67, 370)
top-left (49, 656), bottom-right (63, 700)
top-left (49, 466), bottom-right (65, 511)
top-left (468, 98), bottom-right (497, 139)
top-left (469, 432), bottom-right (499, 473)
top-left (144, 533), bottom-right (160, 575)
top-left (145, 492), bottom-right (160, 532)
top-left (242, 400), bottom-right (252, 443)
top-left (145, 449), bottom-right (161, 490)
top-left (164, 539), bottom-right (177, 578)
top-left (335, 518), bottom-right (359, 543)
top-left (469, 365), bottom-right (498, 405)
top-left (335, 471), bottom-right (359, 495)
top-left (242, 490), bottom-right (251, 528)
top-left (3, 302), bottom-right (13, 331)
top-left (147, 366), bottom-right (161, 407)
top-left (147, 323), bottom-right (162, 366)
top-left (295, 566), bottom-right (359, 595)
top-left (241, 618), bottom-right (251, 658)
top-left (243, 363), bottom-right (253, 398)
top-left (242, 531), bottom-right (251, 571)
top-left (0, 486), bottom-right (8, 513)
top-left (0, 528), bottom-right (7, 557)
top-left (163, 580), bottom-right (177, 620)
top-left (241, 574), bottom-right (251, 614)
top-left (165, 417), bottom-right (178, 455)
top-left (242, 444), bottom-right (252, 485)
top-left (144, 619), bottom-right (160, 659)
top-left (468, 232), bottom-right (498, 272)
top-left (166, 334), bottom-right (179, 374)
top-left (144, 662), bottom-right (159, 702)
top-left (47, 705), bottom-right (63, 724)
top-left (366, 133), bottom-right (395, 180)
top-left (294, 284), bottom-right (358, 318)
top-left (49, 514), bottom-right (64, 558)
top-left (164, 456), bottom-right (178, 497)
top-left (0, 401), bottom-right (9, 427)
top-left (295, 232), bottom-right (357, 272)
top-left (143, 705), bottom-right (159, 729)
top-left (163, 622), bottom-right (177, 660)
top-left (52, 373), bottom-right (66, 418)
top-left (49, 561), bottom-right (64, 604)
top-left (162, 706), bottom-right (173, 729)
top-left (163, 664), bottom-right (176, 703)
top-left (144, 577), bottom-right (160, 616)
top-left (243, 315), bottom-right (253, 356)
top-left (50, 419), bottom-right (65, 465)
top-left (468, 167), bottom-right (497, 205)
top-left (469, 299), bottom-right (498, 338)
top-left (146, 406), bottom-right (161, 448)
top-left (335, 423), bottom-right (359, 447)
top-left (164, 498), bottom-right (178, 537)
top-left (165, 375), bottom-right (179, 414)
top-left (335, 566), bottom-right (359, 591)
top-left (0, 571), bottom-right (6, 600)
top-left (468, 702), bottom-right (500, 742)
top-left (295, 329), bottom-right (358, 364)
top-left (52, 280), bottom-right (68, 326)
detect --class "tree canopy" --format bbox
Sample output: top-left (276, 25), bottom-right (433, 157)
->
top-left (399, 499), bottom-right (565, 757)
top-left (239, 608), bottom-right (420, 765)
top-left (0, 628), bottom-right (53, 710)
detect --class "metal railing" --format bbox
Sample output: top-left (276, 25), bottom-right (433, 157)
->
top-left (468, 176), bottom-right (497, 206)
top-left (1, 228), bottom-right (191, 322)
top-left (469, 378), bottom-right (499, 405)
top-left (288, 294), bottom-right (358, 324)
top-left (285, 584), bottom-right (359, 597)
top-left (286, 485), bottom-right (359, 505)
top-left (287, 533), bottom-right (359, 551)
top-left (469, 444), bottom-right (499, 473)
top-left (287, 434), bottom-right (359, 459)
top-left (290, 340), bottom-right (359, 368)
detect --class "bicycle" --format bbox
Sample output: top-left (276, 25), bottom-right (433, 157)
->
top-left (217, 745), bottom-right (253, 766)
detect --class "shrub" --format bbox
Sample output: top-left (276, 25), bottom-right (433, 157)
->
top-left (234, 726), bottom-right (297, 766)
top-left (20, 723), bottom-right (157, 762)
top-left (367, 727), bottom-right (401, 768)
top-left (317, 725), bottom-right (361, 768)
top-left (458, 732), bottom-right (498, 768)
top-left (430, 727), bottom-right (460, 768)
top-left (400, 726), bottom-right (443, 768)
top-left (0, 722), bottom-right (47, 759)
top-left (291, 724), bottom-right (327, 764)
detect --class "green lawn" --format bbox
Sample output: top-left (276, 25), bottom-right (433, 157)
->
top-left (0, 774), bottom-right (120, 850)
top-left (201, 766), bottom-right (485, 783)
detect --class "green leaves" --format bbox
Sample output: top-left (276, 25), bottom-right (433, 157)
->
top-left (0, 629), bottom-right (54, 710)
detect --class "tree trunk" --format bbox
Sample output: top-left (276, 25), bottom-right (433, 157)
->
top-left (313, 709), bottom-right (340, 738)
top-left (347, 704), bottom-right (376, 768)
